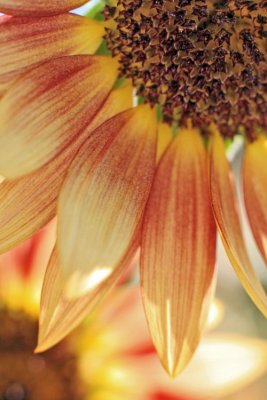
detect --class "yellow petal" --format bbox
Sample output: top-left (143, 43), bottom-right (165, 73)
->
top-left (156, 122), bottom-right (173, 161)
top-left (0, 55), bottom-right (118, 179)
top-left (0, 14), bottom-right (104, 95)
top-left (0, 0), bottom-right (88, 16)
top-left (209, 129), bottom-right (267, 317)
top-left (57, 105), bottom-right (157, 297)
top-left (0, 83), bottom-right (133, 253)
top-left (140, 129), bottom-right (217, 377)
top-left (243, 137), bottom-right (267, 264)
top-left (37, 241), bottom-right (138, 351)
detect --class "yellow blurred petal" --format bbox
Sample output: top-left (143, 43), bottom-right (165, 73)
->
top-left (0, 0), bottom-right (88, 16)
top-left (57, 105), bottom-right (157, 295)
top-left (156, 122), bottom-right (173, 161)
top-left (140, 128), bottom-right (217, 376)
top-left (0, 221), bottom-right (56, 314)
top-left (0, 14), bottom-right (104, 94)
top-left (0, 55), bottom-right (118, 179)
top-left (243, 137), bottom-right (267, 264)
top-left (209, 129), bottom-right (267, 317)
top-left (0, 83), bottom-right (133, 253)
top-left (37, 240), bottom-right (138, 351)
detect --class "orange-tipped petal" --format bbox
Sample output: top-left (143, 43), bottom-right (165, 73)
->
top-left (0, 14), bottom-right (104, 94)
top-left (0, 0), bottom-right (88, 17)
top-left (140, 128), bottom-right (217, 377)
top-left (0, 83), bottom-right (133, 254)
top-left (0, 55), bottom-right (118, 179)
top-left (209, 129), bottom-right (267, 317)
top-left (57, 105), bottom-right (157, 297)
top-left (37, 240), bottom-right (138, 351)
top-left (243, 137), bottom-right (267, 264)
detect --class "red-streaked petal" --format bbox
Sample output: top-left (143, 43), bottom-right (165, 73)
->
top-left (0, 0), bottom-right (88, 17)
top-left (57, 105), bottom-right (157, 297)
top-left (0, 83), bottom-right (133, 254)
top-left (209, 129), bottom-right (267, 317)
top-left (243, 137), bottom-right (267, 264)
top-left (0, 14), bottom-right (104, 95)
top-left (156, 122), bottom-right (173, 161)
top-left (37, 240), bottom-right (138, 351)
top-left (0, 55), bottom-right (118, 179)
top-left (140, 128), bottom-right (217, 377)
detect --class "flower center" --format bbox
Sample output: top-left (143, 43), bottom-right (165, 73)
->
top-left (105, 0), bottom-right (267, 138)
top-left (0, 309), bottom-right (84, 400)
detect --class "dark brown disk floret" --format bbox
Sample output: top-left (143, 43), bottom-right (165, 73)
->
top-left (105, 0), bottom-right (267, 138)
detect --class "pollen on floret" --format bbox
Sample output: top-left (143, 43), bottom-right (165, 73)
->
top-left (104, 0), bottom-right (267, 139)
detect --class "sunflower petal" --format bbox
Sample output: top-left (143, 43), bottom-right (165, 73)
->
top-left (209, 129), bottom-right (267, 317)
top-left (243, 137), bottom-right (267, 265)
top-left (0, 0), bottom-right (88, 17)
top-left (156, 122), bottom-right (173, 161)
top-left (0, 14), bottom-right (104, 94)
top-left (0, 55), bottom-right (118, 179)
top-left (0, 83), bottom-right (133, 254)
top-left (37, 240), bottom-right (138, 351)
top-left (140, 129), bottom-right (217, 377)
top-left (57, 105), bottom-right (157, 297)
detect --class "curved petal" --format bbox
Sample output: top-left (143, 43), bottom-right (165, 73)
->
top-left (0, 83), bottom-right (133, 254)
top-left (37, 240), bottom-right (138, 351)
top-left (140, 129), bottom-right (217, 377)
top-left (243, 137), bottom-right (267, 264)
top-left (0, 0), bottom-right (88, 17)
top-left (209, 129), bottom-right (267, 317)
top-left (0, 55), bottom-right (118, 179)
top-left (0, 14), bottom-right (104, 94)
top-left (57, 105), bottom-right (157, 298)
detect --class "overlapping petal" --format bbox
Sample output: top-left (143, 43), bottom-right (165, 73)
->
top-left (156, 123), bottom-right (173, 161)
top-left (0, 14), bottom-right (104, 94)
top-left (57, 105), bottom-right (157, 296)
top-left (37, 241), bottom-right (138, 351)
top-left (0, 55), bottom-right (118, 179)
top-left (38, 103), bottom-right (156, 350)
top-left (243, 137), bottom-right (267, 264)
top-left (0, 83), bottom-right (133, 254)
top-left (0, 0), bottom-right (88, 17)
top-left (209, 129), bottom-right (267, 317)
top-left (140, 129), bottom-right (217, 376)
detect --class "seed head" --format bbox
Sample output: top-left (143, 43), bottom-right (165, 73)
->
top-left (105, 0), bottom-right (267, 138)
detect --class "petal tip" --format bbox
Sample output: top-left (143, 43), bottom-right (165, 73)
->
top-left (34, 340), bottom-right (48, 354)
top-left (35, 328), bottom-right (62, 354)
top-left (160, 353), bottom-right (190, 378)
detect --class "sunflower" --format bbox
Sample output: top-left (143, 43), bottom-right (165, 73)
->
top-left (0, 227), bottom-right (199, 400)
top-left (0, 0), bottom-right (266, 378)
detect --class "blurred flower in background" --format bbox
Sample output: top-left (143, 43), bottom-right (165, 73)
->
top-left (0, 224), bottom-right (195, 400)
top-left (1, 214), bottom-right (267, 399)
